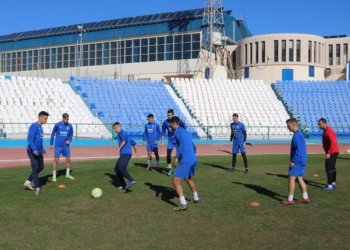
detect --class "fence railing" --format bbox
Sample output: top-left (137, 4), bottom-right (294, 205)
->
top-left (1, 123), bottom-right (349, 141)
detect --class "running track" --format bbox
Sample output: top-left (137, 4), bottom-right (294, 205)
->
top-left (1, 144), bottom-right (350, 168)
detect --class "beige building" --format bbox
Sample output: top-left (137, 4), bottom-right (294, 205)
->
top-left (233, 33), bottom-right (350, 84)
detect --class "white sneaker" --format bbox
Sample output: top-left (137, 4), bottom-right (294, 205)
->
top-left (35, 189), bottom-right (40, 196)
top-left (24, 182), bottom-right (34, 191)
top-left (117, 186), bottom-right (125, 190)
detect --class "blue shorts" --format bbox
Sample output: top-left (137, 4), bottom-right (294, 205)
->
top-left (232, 143), bottom-right (246, 154)
top-left (167, 139), bottom-right (178, 150)
top-left (174, 161), bottom-right (197, 179)
top-left (54, 145), bottom-right (71, 158)
top-left (147, 143), bottom-right (158, 153)
top-left (288, 165), bottom-right (306, 177)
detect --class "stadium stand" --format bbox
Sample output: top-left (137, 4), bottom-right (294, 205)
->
top-left (70, 77), bottom-right (201, 138)
top-left (171, 78), bottom-right (292, 139)
top-left (273, 80), bottom-right (350, 138)
top-left (0, 75), bottom-right (111, 139)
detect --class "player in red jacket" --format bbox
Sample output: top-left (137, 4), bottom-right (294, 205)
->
top-left (318, 118), bottom-right (340, 191)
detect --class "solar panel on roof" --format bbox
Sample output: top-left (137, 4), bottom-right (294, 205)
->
top-left (83, 22), bottom-right (95, 29)
top-left (117, 18), bottom-right (128, 26)
top-left (166, 12), bottom-right (177, 20)
top-left (173, 11), bottom-right (183, 19)
top-left (138, 15), bottom-right (147, 23)
top-left (195, 8), bottom-right (205, 16)
top-left (130, 16), bottom-right (142, 24)
top-left (180, 10), bottom-right (192, 18)
top-left (143, 15), bottom-right (153, 22)
top-left (123, 17), bottom-right (134, 26)
top-left (158, 12), bottom-right (171, 21)
top-left (108, 19), bottom-right (120, 27)
top-left (150, 14), bottom-right (161, 22)
top-left (97, 20), bottom-right (110, 28)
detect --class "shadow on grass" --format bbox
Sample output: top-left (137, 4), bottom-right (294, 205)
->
top-left (203, 163), bottom-right (245, 172)
top-left (217, 150), bottom-right (232, 154)
top-left (232, 181), bottom-right (285, 201)
top-left (104, 173), bottom-right (122, 188)
top-left (37, 169), bottom-right (69, 187)
top-left (338, 157), bottom-right (350, 160)
top-left (133, 162), bottom-right (168, 175)
top-left (144, 182), bottom-right (179, 206)
top-left (265, 173), bottom-right (324, 188)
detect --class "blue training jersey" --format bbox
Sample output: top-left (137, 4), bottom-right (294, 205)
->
top-left (174, 127), bottom-right (197, 162)
top-left (27, 122), bottom-right (46, 154)
top-left (115, 129), bottom-right (136, 155)
top-left (143, 122), bottom-right (161, 143)
top-left (230, 121), bottom-right (246, 144)
top-left (162, 119), bottom-right (186, 141)
top-left (290, 130), bottom-right (307, 166)
top-left (50, 122), bottom-right (73, 146)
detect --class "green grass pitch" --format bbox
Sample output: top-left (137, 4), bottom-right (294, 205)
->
top-left (0, 154), bottom-right (349, 249)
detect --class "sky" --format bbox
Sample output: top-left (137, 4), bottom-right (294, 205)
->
top-left (0, 0), bottom-right (349, 37)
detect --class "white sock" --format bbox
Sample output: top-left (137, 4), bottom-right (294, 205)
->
top-left (193, 192), bottom-right (199, 201)
top-left (179, 196), bottom-right (187, 205)
top-left (53, 171), bottom-right (56, 177)
top-left (288, 194), bottom-right (294, 201)
top-left (25, 180), bottom-right (30, 185)
top-left (156, 161), bottom-right (160, 167)
top-left (36, 188), bottom-right (40, 191)
top-left (328, 185), bottom-right (333, 188)
top-left (66, 168), bottom-right (70, 175)
top-left (148, 160), bottom-right (152, 166)
top-left (302, 192), bottom-right (308, 199)
top-left (168, 164), bottom-right (172, 168)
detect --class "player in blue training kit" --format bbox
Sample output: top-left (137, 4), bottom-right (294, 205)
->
top-left (170, 116), bottom-right (200, 211)
top-left (113, 122), bottom-right (141, 190)
top-left (50, 113), bottom-right (74, 182)
top-left (23, 111), bottom-right (49, 196)
top-left (281, 118), bottom-right (310, 205)
top-left (161, 109), bottom-right (186, 176)
top-left (143, 114), bottom-right (162, 171)
top-left (228, 113), bottom-right (249, 174)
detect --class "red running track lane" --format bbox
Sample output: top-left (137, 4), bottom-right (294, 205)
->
top-left (1, 144), bottom-right (350, 168)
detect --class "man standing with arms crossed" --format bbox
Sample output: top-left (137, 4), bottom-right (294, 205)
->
top-left (161, 109), bottom-right (186, 176)
top-left (23, 111), bottom-right (49, 196)
top-left (170, 116), bottom-right (200, 211)
top-left (318, 118), bottom-right (339, 191)
top-left (50, 113), bottom-right (74, 182)
top-left (143, 114), bottom-right (162, 171)
top-left (281, 118), bottom-right (309, 205)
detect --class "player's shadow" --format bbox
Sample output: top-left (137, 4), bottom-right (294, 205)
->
top-left (203, 163), bottom-right (244, 172)
top-left (265, 173), bottom-right (324, 188)
top-left (133, 163), bottom-right (168, 175)
top-left (144, 182), bottom-right (189, 206)
top-left (217, 150), bottom-right (232, 154)
top-left (56, 169), bottom-right (69, 178)
top-left (232, 181), bottom-right (285, 201)
top-left (104, 173), bottom-right (122, 188)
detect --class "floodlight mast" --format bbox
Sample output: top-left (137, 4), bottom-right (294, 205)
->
top-left (193, 0), bottom-right (235, 79)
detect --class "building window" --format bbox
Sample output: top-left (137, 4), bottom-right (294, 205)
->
top-left (329, 45), bottom-right (333, 65)
top-left (308, 41), bottom-right (312, 63)
top-left (82, 45), bottom-right (88, 67)
top-left (244, 67), bottom-right (249, 78)
top-left (157, 37), bottom-right (165, 61)
top-left (309, 66), bottom-right (314, 77)
top-left (1, 54), bottom-right (5, 73)
top-left (318, 42), bottom-right (321, 64)
top-left (274, 40), bottom-right (278, 62)
top-left (192, 33), bottom-right (200, 59)
top-left (249, 43), bottom-right (252, 64)
top-left (336, 44), bottom-right (340, 65)
top-left (314, 42), bottom-right (317, 64)
top-left (261, 41), bottom-right (265, 63)
top-left (16, 52), bottom-right (21, 71)
top-left (6, 53), bottom-right (11, 72)
top-left (174, 35), bottom-right (182, 60)
top-left (96, 43), bottom-right (102, 66)
top-left (282, 40), bottom-right (286, 62)
top-left (28, 51), bottom-right (33, 71)
top-left (22, 51), bottom-right (27, 71)
top-left (289, 40), bottom-right (294, 62)
top-left (244, 44), bottom-right (247, 65)
top-left (232, 50), bottom-right (236, 70)
top-left (45, 48), bottom-right (50, 69)
top-left (165, 36), bottom-right (173, 61)
top-left (255, 42), bottom-right (258, 64)
top-left (237, 46), bottom-right (240, 67)
top-left (344, 44), bottom-right (348, 65)
top-left (51, 48), bottom-right (56, 69)
top-left (103, 42), bottom-right (109, 65)
top-left (296, 40), bottom-right (301, 62)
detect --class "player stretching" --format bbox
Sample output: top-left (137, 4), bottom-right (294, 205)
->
top-left (143, 114), bottom-right (162, 170)
top-left (170, 116), bottom-right (200, 211)
top-left (113, 122), bottom-right (141, 190)
top-left (161, 109), bottom-right (186, 176)
top-left (24, 111), bottom-right (49, 196)
top-left (281, 118), bottom-right (309, 205)
top-left (50, 113), bottom-right (74, 182)
top-left (228, 113), bottom-right (249, 174)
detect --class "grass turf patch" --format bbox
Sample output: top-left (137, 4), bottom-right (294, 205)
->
top-left (0, 154), bottom-right (349, 249)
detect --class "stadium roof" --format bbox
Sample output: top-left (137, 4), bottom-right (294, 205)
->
top-left (0, 8), bottom-right (232, 44)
